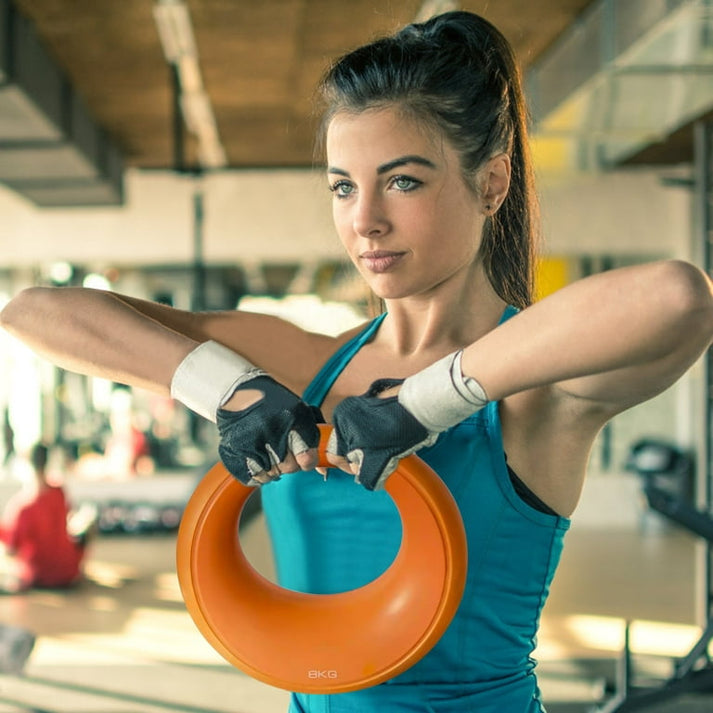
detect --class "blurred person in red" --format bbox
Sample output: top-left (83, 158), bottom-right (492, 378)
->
top-left (0, 443), bottom-right (95, 593)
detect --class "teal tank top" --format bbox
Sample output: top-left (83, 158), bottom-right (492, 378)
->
top-left (260, 309), bottom-right (571, 712)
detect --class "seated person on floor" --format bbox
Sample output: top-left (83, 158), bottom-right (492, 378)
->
top-left (0, 443), bottom-right (96, 593)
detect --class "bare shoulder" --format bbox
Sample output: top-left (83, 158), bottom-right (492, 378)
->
top-left (499, 386), bottom-right (612, 518)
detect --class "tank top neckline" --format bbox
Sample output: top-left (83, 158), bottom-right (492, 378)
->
top-left (303, 306), bottom-right (517, 408)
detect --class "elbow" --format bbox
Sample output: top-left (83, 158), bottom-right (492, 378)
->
top-left (0, 286), bottom-right (52, 337)
top-left (661, 259), bottom-right (713, 340)
top-left (1, 287), bottom-right (28, 331)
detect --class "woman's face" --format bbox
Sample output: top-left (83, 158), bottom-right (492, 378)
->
top-left (326, 107), bottom-right (488, 301)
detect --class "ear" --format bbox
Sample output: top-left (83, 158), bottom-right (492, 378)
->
top-left (480, 154), bottom-right (511, 215)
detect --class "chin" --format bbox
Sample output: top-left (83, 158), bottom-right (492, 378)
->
top-left (360, 267), bottom-right (445, 302)
top-left (367, 282), bottom-right (422, 302)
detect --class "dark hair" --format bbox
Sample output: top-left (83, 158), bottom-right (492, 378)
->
top-left (318, 11), bottom-right (539, 309)
top-left (31, 443), bottom-right (49, 472)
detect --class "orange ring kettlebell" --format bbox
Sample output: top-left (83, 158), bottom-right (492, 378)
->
top-left (176, 424), bottom-right (467, 693)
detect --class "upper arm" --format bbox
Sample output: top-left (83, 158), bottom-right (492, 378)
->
top-left (554, 261), bottom-right (713, 414)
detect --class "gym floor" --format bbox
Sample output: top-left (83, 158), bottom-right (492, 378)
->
top-left (0, 471), bottom-right (711, 713)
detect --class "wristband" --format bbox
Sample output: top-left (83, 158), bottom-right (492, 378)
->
top-left (170, 341), bottom-right (265, 422)
top-left (398, 350), bottom-right (488, 433)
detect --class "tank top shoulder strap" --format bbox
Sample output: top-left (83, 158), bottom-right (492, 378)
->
top-left (484, 305), bottom-right (519, 424)
top-left (499, 304), bottom-right (519, 324)
top-left (303, 313), bottom-right (387, 407)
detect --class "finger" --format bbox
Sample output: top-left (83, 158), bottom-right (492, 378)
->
top-left (265, 443), bottom-right (281, 469)
top-left (276, 451), bottom-right (300, 474)
top-left (326, 452), bottom-right (357, 475)
top-left (250, 472), bottom-right (272, 485)
top-left (295, 447), bottom-right (318, 471)
top-left (325, 430), bottom-right (354, 473)
top-left (246, 456), bottom-right (264, 480)
top-left (264, 444), bottom-right (293, 479)
top-left (288, 430), bottom-right (319, 470)
top-left (346, 449), bottom-right (364, 475)
top-left (326, 429), bottom-right (340, 457)
top-left (288, 429), bottom-right (310, 455)
top-left (245, 456), bottom-right (280, 485)
top-left (260, 465), bottom-right (285, 482)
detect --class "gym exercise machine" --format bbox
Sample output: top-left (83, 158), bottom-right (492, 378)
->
top-left (596, 440), bottom-right (713, 712)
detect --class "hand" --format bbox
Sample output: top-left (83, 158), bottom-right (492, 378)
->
top-left (326, 351), bottom-right (489, 490)
top-left (217, 375), bottom-right (323, 486)
top-left (326, 379), bottom-right (437, 491)
top-left (170, 340), bottom-right (323, 486)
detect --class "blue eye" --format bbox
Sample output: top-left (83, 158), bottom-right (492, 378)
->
top-left (329, 180), bottom-right (355, 198)
top-left (391, 175), bottom-right (421, 192)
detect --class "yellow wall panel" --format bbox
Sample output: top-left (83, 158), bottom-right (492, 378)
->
top-left (536, 256), bottom-right (571, 300)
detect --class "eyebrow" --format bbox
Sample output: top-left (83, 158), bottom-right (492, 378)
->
top-left (327, 154), bottom-right (437, 177)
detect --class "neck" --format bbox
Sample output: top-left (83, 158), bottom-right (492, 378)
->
top-left (380, 264), bottom-right (507, 357)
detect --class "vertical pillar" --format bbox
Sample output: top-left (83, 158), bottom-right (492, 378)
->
top-left (191, 183), bottom-right (205, 311)
top-left (171, 62), bottom-right (185, 173)
top-left (693, 120), bottom-right (713, 621)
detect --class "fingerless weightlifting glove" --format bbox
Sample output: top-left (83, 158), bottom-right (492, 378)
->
top-left (329, 378), bottom-right (435, 491)
top-left (170, 340), bottom-right (321, 486)
top-left (328, 350), bottom-right (488, 491)
top-left (216, 376), bottom-right (322, 485)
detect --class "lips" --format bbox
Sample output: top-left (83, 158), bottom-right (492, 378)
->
top-left (359, 250), bottom-right (406, 273)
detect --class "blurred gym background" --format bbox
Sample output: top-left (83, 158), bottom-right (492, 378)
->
top-left (0, 1), bottom-right (712, 711)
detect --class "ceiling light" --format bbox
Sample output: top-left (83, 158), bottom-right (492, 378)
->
top-left (153, 0), bottom-right (197, 63)
top-left (414, 0), bottom-right (459, 22)
top-left (153, 0), bottom-right (227, 169)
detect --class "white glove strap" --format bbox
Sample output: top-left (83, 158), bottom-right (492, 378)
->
top-left (398, 350), bottom-right (488, 433)
top-left (170, 341), bottom-right (265, 422)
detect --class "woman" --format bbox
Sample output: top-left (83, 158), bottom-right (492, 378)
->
top-left (2, 10), bottom-right (712, 712)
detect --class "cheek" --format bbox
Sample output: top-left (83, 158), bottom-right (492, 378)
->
top-left (332, 207), bottom-right (349, 239)
top-left (332, 206), bottom-right (358, 256)
top-left (331, 201), bottom-right (345, 229)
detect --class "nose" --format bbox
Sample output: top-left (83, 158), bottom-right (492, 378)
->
top-left (353, 191), bottom-right (389, 238)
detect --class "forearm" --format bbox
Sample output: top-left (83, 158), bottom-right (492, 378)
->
top-left (0, 286), bottom-right (197, 394)
top-left (462, 260), bottom-right (713, 402)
